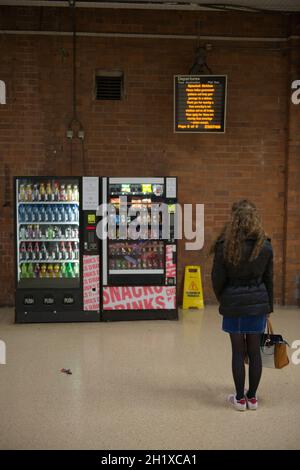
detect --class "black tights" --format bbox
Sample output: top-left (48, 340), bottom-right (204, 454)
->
top-left (229, 333), bottom-right (262, 400)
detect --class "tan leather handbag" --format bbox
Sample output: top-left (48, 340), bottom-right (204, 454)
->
top-left (261, 319), bottom-right (289, 369)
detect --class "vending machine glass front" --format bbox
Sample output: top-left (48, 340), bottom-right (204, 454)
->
top-left (16, 177), bottom-right (80, 289)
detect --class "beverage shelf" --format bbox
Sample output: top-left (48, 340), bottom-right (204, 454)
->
top-left (18, 201), bottom-right (79, 205)
top-left (19, 260), bottom-right (79, 263)
top-left (19, 276), bottom-right (80, 279)
top-left (18, 222), bottom-right (79, 225)
top-left (20, 239), bottom-right (79, 242)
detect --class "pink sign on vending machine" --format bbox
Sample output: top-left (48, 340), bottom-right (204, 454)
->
top-left (103, 286), bottom-right (176, 310)
top-left (165, 244), bottom-right (176, 282)
top-left (83, 255), bottom-right (100, 312)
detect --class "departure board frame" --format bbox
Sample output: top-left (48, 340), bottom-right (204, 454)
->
top-left (174, 75), bottom-right (227, 133)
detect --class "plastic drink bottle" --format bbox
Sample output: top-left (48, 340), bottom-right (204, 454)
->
top-left (69, 205), bottom-right (74, 222)
top-left (64, 205), bottom-right (69, 222)
top-left (67, 205), bottom-right (73, 222)
top-left (36, 205), bottom-right (42, 222)
top-left (19, 205), bottom-right (25, 222)
top-left (27, 206), bottom-right (33, 222)
top-left (34, 242), bottom-right (40, 260)
top-left (27, 242), bottom-right (33, 260)
top-left (60, 184), bottom-right (66, 201)
top-left (60, 242), bottom-right (66, 260)
top-left (35, 224), bottom-right (41, 238)
top-left (19, 226), bottom-right (26, 240)
top-left (46, 182), bottom-right (52, 202)
top-left (39, 183), bottom-right (46, 201)
top-left (65, 227), bottom-right (71, 239)
top-left (25, 184), bottom-right (33, 202)
top-left (19, 184), bottom-right (26, 202)
top-left (33, 184), bottom-right (39, 202)
top-left (44, 206), bottom-right (49, 222)
top-left (53, 205), bottom-right (59, 222)
top-left (58, 205), bottom-right (63, 222)
top-left (51, 206), bottom-right (55, 222)
top-left (20, 242), bottom-right (27, 261)
top-left (21, 263), bottom-right (28, 278)
top-left (26, 225), bottom-right (32, 238)
top-left (34, 264), bottom-right (40, 278)
top-left (48, 206), bottom-right (55, 222)
top-left (24, 206), bottom-right (29, 222)
top-left (66, 262), bottom-right (74, 278)
top-left (47, 264), bottom-right (54, 278)
top-left (53, 264), bottom-right (60, 278)
top-left (74, 262), bottom-right (79, 277)
top-left (39, 206), bottom-right (45, 222)
top-left (60, 263), bottom-right (66, 278)
top-left (59, 206), bottom-right (65, 222)
top-left (66, 184), bottom-right (73, 201)
top-left (41, 243), bottom-right (48, 260)
top-left (27, 263), bottom-right (34, 278)
top-left (40, 264), bottom-right (47, 278)
top-left (31, 205), bottom-right (36, 222)
top-left (54, 242), bottom-right (60, 260)
top-left (31, 206), bottom-right (37, 222)
top-left (45, 206), bottom-right (50, 222)
top-left (66, 241), bottom-right (73, 260)
top-left (73, 242), bottom-right (79, 259)
top-left (53, 182), bottom-right (59, 201)
top-left (73, 185), bottom-right (79, 202)
top-left (35, 227), bottom-right (41, 243)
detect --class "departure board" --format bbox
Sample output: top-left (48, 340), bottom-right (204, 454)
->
top-left (174, 75), bottom-right (227, 133)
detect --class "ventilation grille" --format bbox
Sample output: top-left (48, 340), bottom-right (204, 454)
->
top-left (95, 73), bottom-right (123, 100)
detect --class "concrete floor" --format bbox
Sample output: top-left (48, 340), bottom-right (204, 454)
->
top-left (0, 306), bottom-right (299, 450)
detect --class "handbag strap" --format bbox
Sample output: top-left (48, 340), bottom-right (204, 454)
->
top-left (267, 319), bottom-right (274, 335)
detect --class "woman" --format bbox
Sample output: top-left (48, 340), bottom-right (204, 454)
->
top-left (211, 200), bottom-right (273, 411)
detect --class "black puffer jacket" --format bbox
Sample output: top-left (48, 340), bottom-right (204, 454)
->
top-left (211, 237), bottom-right (273, 317)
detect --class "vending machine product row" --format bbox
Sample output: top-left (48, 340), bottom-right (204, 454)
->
top-left (14, 176), bottom-right (177, 323)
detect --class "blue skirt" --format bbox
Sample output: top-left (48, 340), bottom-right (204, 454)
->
top-left (222, 314), bottom-right (266, 334)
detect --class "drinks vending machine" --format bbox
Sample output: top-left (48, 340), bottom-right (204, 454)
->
top-left (14, 176), bottom-right (178, 322)
top-left (15, 176), bottom-right (101, 322)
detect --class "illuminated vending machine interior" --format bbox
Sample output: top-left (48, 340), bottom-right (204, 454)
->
top-left (101, 177), bottom-right (178, 321)
top-left (14, 176), bottom-right (101, 323)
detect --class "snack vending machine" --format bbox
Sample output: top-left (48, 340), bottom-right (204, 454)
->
top-left (15, 176), bottom-right (101, 323)
top-left (101, 177), bottom-right (177, 321)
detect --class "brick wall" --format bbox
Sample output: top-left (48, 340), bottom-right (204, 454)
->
top-left (0, 6), bottom-right (299, 307)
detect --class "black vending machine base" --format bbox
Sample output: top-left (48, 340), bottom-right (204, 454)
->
top-left (101, 309), bottom-right (178, 322)
top-left (15, 310), bottom-right (100, 323)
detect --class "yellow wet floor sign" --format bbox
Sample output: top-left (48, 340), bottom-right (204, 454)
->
top-left (183, 265), bottom-right (204, 309)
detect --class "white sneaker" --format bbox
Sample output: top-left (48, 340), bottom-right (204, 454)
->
top-left (245, 395), bottom-right (258, 410)
top-left (227, 394), bottom-right (247, 411)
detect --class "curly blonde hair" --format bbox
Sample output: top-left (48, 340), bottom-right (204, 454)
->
top-left (223, 202), bottom-right (266, 266)
top-left (209, 199), bottom-right (256, 256)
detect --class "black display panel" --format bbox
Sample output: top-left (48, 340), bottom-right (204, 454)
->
top-left (174, 75), bottom-right (227, 133)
